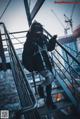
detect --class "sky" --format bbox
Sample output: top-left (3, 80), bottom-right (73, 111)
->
top-left (0, 0), bottom-right (80, 37)
top-left (34, 0), bottom-right (80, 36)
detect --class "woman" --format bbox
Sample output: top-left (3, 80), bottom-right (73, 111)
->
top-left (22, 21), bottom-right (57, 109)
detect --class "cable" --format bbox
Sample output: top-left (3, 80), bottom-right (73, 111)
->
top-left (51, 9), bottom-right (65, 29)
top-left (0, 0), bottom-right (12, 20)
top-left (64, 3), bottom-right (76, 33)
top-left (70, 3), bottom-right (76, 19)
top-left (0, 0), bottom-right (5, 14)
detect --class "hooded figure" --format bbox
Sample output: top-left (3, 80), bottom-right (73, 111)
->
top-left (22, 21), bottom-right (57, 109)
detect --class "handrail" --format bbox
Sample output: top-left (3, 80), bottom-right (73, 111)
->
top-left (15, 103), bottom-right (37, 115)
top-left (64, 51), bottom-right (80, 74)
top-left (54, 49), bottom-right (80, 77)
top-left (53, 65), bottom-right (78, 106)
top-left (1, 30), bottom-right (28, 35)
top-left (63, 44), bottom-right (78, 53)
top-left (52, 52), bottom-right (80, 87)
top-left (0, 22), bottom-right (38, 115)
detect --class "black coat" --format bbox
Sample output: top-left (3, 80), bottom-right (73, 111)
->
top-left (22, 32), bottom-right (56, 72)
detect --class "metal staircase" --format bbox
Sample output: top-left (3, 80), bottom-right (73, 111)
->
top-left (0, 22), bottom-right (80, 119)
top-left (0, 22), bottom-right (41, 119)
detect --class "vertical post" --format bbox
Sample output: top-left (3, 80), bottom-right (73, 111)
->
top-left (23, 0), bottom-right (32, 26)
top-left (32, 72), bottom-right (37, 95)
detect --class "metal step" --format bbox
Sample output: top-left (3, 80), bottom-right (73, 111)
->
top-left (38, 104), bottom-right (72, 119)
top-left (37, 99), bottom-right (79, 119)
top-left (55, 71), bottom-right (77, 107)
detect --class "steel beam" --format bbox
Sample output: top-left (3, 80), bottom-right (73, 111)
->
top-left (23, 0), bottom-right (45, 25)
top-left (23, 0), bottom-right (32, 26)
top-left (31, 0), bottom-right (45, 20)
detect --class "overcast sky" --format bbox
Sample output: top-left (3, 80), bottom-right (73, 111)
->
top-left (0, 0), bottom-right (80, 37)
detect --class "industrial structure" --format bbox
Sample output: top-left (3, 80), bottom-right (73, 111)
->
top-left (0, 0), bottom-right (80, 119)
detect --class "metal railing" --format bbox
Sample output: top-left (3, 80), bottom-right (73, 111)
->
top-left (44, 28), bottom-right (80, 107)
top-left (0, 22), bottom-right (41, 119)
top-left (1, 22), bottom-right (80, 112)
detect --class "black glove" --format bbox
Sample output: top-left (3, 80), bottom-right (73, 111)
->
top-left (53, 35), bottom-right (57, 39)
top-left (52, 35), bottom-right (57, 39)
top-left (48, 35), bottom-right (57, 51)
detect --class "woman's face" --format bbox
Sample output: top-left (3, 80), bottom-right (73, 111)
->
top-left (31, 24), bottom-right (43, 34)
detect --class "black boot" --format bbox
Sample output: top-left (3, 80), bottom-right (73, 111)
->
top-left (38, 85), bottom-right (45, 98)
top-left (46, 84), bottom-right (56, 109)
